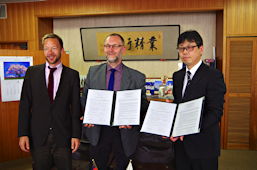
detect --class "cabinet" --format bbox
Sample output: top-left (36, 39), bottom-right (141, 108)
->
top-left (223, 38), bottom-right (257, 150)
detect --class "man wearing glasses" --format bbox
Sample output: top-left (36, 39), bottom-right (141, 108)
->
top-left (81, 33), bottom-right (148, 170)
top-left (170, 30), bottom-right (226, 170)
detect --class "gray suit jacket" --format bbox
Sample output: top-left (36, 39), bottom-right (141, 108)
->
top-left (81, 63), bottom-right (148, 157)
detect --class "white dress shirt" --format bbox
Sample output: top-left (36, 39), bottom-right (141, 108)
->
top-left (182, 60), bottom-right (202, 97)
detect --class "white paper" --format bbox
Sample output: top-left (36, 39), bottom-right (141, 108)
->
top-left (0, 56), bottom-right (33, 102)
top-left (172, 97), bottom-right (204, 137)
top-left (83, 89), bottom-right (114, 126)
top-left (113, 89), bottom-right (141, 126)
top-left (140, 101), bottom-right (177, 137)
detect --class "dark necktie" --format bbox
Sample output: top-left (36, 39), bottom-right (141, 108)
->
top-left (108, 69), bottom-right (116, 91)
top-left (48, 66), bottom-right (57, 103)
top-left (186, 71), bottom-right (192, 87)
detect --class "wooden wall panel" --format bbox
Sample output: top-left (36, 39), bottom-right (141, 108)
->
top-left (224, 38), bottom-right (257, 150)
top-left (226, 0), bottom-right (257, 36)
top-left (227, 97), bottom-right (250, 149)
top-left (229, 41), bottom-right (252, 93)
top-left (0, 3), bottom-right (36, 49)
top-left (38, 18), bottom-right (53, 50)
top-left (250, 39), bottom-right (257, 150)
top-left (0, 50), bottom-right (69, 162)
top-left (35, 0), bottom-right (224, 17)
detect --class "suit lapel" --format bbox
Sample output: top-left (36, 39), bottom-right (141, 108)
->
top-left (176, 68), bottom-right (186, 103)
top-left (183, 63), bottom-right (207, 101)
top-left (39, 64), bottom-right (50, 100)
top-left (99, 64), bottom-right (107, 90)
top-left (120, 65), bottom-right (131, 90)
top-left (54, 65), bottom-right (66, 101)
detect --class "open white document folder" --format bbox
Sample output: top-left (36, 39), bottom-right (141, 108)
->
top-left (83, 89), bottom-right (141, 126)
top-left (141, 97), bottom-right (204, 137)
top-left (83, 89), bottom-right (113, 126)
top-left (113, 89), bottom-right (141, 126)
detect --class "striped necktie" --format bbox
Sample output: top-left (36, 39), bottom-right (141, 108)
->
top-left (186, 71), bottom-right (192, 87)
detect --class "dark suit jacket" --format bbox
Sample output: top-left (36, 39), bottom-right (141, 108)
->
top-left (172, 63), bottom-right (226, 159)
top-left (81, 63), bottom-right (148, 157)
top-left (18, 64), bottom-right (81, 148)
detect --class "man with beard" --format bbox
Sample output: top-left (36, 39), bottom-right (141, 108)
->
top-left (18, 33), bottom-right (81, 170)
top-left (81, 33), bottom-right (148, 170)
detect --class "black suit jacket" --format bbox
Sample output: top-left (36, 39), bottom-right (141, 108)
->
top-left (18, 64), bottom-right (81, 148)
top-left (81, 63), bottom-right (149, 157)
top-left (172, 63), bottom-right (226, 159)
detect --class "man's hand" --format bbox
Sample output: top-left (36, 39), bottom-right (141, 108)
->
top-left (119, 125), bottom-right (132, 129)
top-left (81, 116), bottom-right (95, 128)
top-left (71, 138), bottom-right (80, 153)
top-left (19, 136), bottom-right (30, 152)
top-left (84, 124), bottom-right (95, 128)
top-left (166, 99), bottom-right (172, 103)
top-left (169, 136), bottom-right (184, 142)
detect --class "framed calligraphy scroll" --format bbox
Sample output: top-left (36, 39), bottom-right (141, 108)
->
top-left (80, 25), bottom-right (180, 61)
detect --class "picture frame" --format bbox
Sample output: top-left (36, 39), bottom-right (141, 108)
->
top-left (80, 25), bottom-right (180, 61)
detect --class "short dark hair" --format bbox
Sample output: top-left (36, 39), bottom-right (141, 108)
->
top-left (105, 33), bottom-right (125, 45)
top-left (177, 30), bottom-right (203, 47)
top-left (42, 33), bottom-right (63, 48)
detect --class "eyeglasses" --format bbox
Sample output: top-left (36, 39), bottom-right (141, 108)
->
top-left (177, 45), bottom-right (198, 52)
top-left (104, 44), bottom-right (123, 50)
top-left (43, 47), bottom-right (58, 51)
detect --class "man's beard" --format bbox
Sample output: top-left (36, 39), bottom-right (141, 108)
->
top-left (46, 55), bottom-right (61, 65)
top-left (107, 56), bottom-right (119, 63)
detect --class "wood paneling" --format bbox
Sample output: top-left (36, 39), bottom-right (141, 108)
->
top-left (229, 41), bottom-right (252, 93)
top-left (224, 38), bottom-right (257, 150)
top-left (250, 39), bottom-right (257, 150)
top-left (0, 50), bottom-right (69, 162)
top-left (226, 0), bottom-right (257, 36)
top-left (38, 18), bottom-right (53, 50)
top-left (0, 42), bottom-right (28, 50)
top-left (227, 97), bottom-right (250, 149)
top-left (34, 0), bottom-right (224, 17)
top-left (216, 11), bottom-right (224, 71)
top-left (0, 3), bottom-right (36, 50)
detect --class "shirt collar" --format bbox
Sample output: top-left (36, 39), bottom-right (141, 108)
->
top-left (186, 60), bottom-right (202, 77)
top-left (46, 62), bottom-right (63, 70)
top-left (107, 63), bottom-right (123, 72)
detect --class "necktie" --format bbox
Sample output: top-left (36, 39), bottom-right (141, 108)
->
top-left (186, 71), bottom-right (192, 87)
top-left (183, 71), bottom-right (192, 99)
top-left (48, 66), bottom-right (57, 103)
top-left (108, 69), bottom-right (116, 91)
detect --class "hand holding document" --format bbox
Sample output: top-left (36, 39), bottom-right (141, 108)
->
top-left (83, 89), bottom-right (141, 126)
top-left (140, 97), bottom-right (204, 137)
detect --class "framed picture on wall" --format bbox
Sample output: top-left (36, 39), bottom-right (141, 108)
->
top-left (80, 25), bottom-right (180, 61)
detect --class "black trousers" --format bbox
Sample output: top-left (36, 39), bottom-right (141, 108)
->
top-left (90, 126), bottom-right (129, 170)
top-left (31, 131), bottom-right (72, 170)
top-left (175, 141), bottom-right (218, 170)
